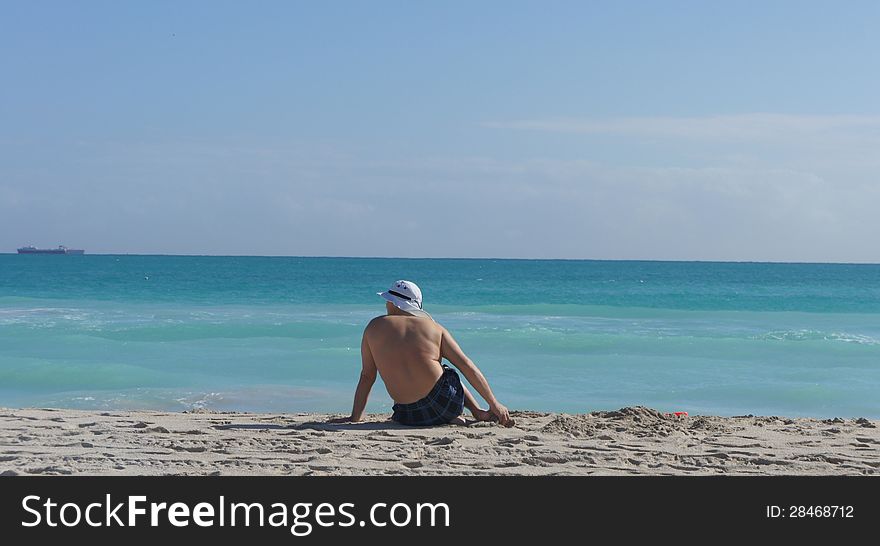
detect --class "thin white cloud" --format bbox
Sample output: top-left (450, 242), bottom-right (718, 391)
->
top-left (482, 113), bottom-right (880, 141)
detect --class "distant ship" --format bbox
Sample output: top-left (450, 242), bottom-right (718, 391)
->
top-left (17, 245), bottom-right (85, 255)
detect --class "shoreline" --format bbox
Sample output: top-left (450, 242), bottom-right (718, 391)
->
top-left (1, 406), bottom-right (877, 476)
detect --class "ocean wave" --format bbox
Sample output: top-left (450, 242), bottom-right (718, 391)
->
top-left (175, 391), bottom-right (225, 411)
top-left (758, 329), bottom-right (880, 345)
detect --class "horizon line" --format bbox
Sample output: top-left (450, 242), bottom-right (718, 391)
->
top-left (3, 252), bottom-right (880, 266)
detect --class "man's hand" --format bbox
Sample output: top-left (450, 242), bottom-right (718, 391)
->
top-left (327, 415), bottom-right (359, 424)
top-left (489, 402), bottom-right (515, 427)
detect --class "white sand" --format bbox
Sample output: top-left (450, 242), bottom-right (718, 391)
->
top-left (1, 406), bottom-right (878, 475)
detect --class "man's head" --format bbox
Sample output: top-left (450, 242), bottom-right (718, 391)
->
top-left (377, 280), bottom-right (433, 320)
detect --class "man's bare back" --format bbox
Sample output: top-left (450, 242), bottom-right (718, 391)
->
top-left (364, 314), bottom-right (445, 404)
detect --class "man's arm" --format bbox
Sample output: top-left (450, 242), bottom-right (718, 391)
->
top-left (329, 330), bottom-right (377, 423)
top-left (439, 326), bottom-right (513, 426)
top-left (347, 331), bottom-right (377, 422)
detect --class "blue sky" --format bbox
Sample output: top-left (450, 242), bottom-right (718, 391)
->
top-left (2, 1), bottom-right (879, 261)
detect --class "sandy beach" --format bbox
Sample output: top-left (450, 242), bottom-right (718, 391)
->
top-left (1, 406), bottom-right (877, 476)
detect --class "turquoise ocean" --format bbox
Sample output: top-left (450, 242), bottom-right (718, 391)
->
top-left (1, 255), bottom-right (878, 418)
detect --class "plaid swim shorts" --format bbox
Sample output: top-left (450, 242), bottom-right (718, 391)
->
top-left (391, 365), bottom-right (465, 426)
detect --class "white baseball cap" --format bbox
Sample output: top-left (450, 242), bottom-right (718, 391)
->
top-left (378, 280), bottom-right (433, 320)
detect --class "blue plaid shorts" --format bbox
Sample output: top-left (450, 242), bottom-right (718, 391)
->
top-left (391, 365), bottom-right (465, 426)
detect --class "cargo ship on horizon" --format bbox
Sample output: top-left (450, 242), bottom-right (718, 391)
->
top-left (17, 245), bottom-right (85, 255)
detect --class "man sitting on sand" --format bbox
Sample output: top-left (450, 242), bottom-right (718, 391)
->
top-left (334, 280), bottom-right (513, 427)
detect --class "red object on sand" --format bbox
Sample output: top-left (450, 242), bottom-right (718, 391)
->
top-left (665, 411), bottom-right (689, 417)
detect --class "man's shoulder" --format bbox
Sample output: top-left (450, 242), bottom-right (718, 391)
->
top-left (364, 315), bottom-right (445, 333)
top-left (364, 315), bottom-right (401, 331)
top-left (365, 315), bottom-right (388, 329)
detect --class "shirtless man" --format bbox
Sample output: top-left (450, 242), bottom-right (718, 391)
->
top-left (334, 280), bottom-right (513, 427)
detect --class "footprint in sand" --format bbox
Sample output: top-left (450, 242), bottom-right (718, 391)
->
top-left (26, 466), bottom-right (73, 475)
top-left (169, 444), bottom-right (207, 453)
top-left (366, 434), bottom-right (405, 443)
